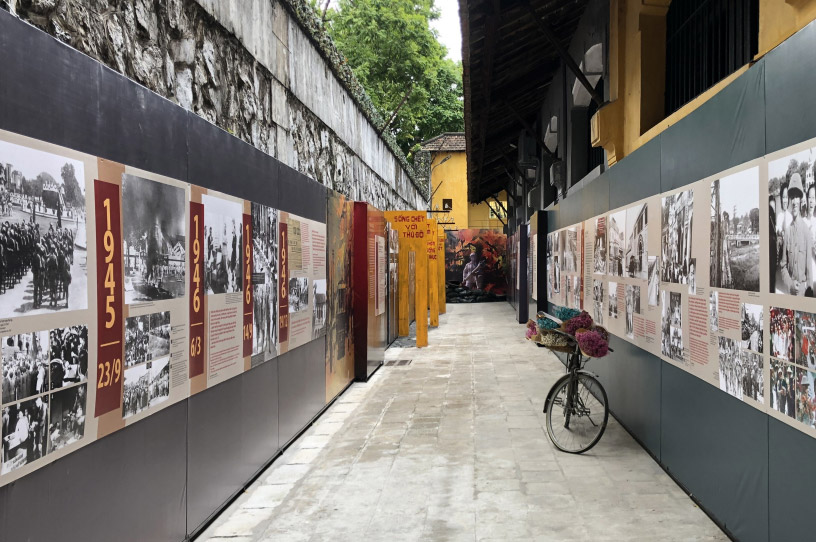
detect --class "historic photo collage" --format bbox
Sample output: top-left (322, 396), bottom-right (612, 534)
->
top-left (546, 136), bottom-right (816, 439)
top-left (0, 130), bottom-right (327, 485)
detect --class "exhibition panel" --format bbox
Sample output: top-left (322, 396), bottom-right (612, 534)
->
top-left (538, 22), bottom-right (816, 539)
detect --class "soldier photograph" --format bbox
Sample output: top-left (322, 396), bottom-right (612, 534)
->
top-left (1, 331), bottom-right (50, 404)
top-left (251, 203), bottom-right (278, 367)
top-left (769, 147), bottom-right (816, 296)
top-left (47, 383), bottom-right (86, 454)
top-left (0, 139), bottom-right (87, 317)
top-left (122, 174), bottom-right (186, 303)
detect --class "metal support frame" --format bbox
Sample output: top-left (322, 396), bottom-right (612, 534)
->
top-left (523, 0), bottom-right (603, 106)
top-left (503, 99), bottom-right (558, 161)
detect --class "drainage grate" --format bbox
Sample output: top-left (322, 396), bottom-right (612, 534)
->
top-left (385, 359), bottom-right (413, 367)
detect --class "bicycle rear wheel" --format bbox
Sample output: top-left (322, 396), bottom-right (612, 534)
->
top-left (545, 373), bottom-right (609, 454)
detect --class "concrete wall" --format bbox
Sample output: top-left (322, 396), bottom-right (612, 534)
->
top-left (0, 0), bottom-right (426, 210)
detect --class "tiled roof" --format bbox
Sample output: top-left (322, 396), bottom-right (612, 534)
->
top-left (421, 133), bottom-right (466, 152)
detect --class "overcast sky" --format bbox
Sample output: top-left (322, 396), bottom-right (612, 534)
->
top-left (431, 0), bottom-right (462, 62)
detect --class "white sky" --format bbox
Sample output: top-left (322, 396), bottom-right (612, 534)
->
top-left (768, 147), bottom-right (816, 179)
top-left (0, 139), bottom-right (85, 193)
top-left (431, 0), bottom-right (462, 62)
top-left (716, 166), bottom-right (759, 216)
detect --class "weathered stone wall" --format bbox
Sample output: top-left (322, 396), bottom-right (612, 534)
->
top-left (0, 0), bottom-right (425, 210)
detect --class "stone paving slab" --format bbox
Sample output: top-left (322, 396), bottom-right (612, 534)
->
top-left (196, 303), bottom-right (727, 542)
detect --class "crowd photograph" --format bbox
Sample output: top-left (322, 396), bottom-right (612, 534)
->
top-left (710, 169), bottom-right (760, 292)
top-left (148, 357), bottom-right (170, 408)
top-left (770, 307), bottom-right (795, 361)
top-left (564, 228), bottom-right (578, 273)
top-left (795, 310), bottom-right (816, 369)
top-left (661, 291), bottom-right (684, 363)
top-left (2, 395), bottom-right (48, 474)
top-left (794, 367), bottom-right (815, 427)
top-left (251, 203), bottom-right (278, 366)
top-left (593, 217), bottom-right (606, 274)
top-left (0, 140), bottom-right (88, 318)
top-left (740, 303), bottom-right (764, 354)
top-left (122, 362), bottom-right (150, 419)
top-left (202, 194), bottom-right (243, 295)
top-left (661, 189), bottom-right (694, 285)
top-left (48, 325), bottom-right (88, 391)
top-left (592, 280), bottom-right (604, 325)
top-left (608, 282), bottom-right (618, 319)
top-left (124, 311), bottom-right (170, 368)
top-left (718, 337), bottom-right (743, 399)
top-left (770, 358), bottom-right (796, 419)
top-left (47, 383), bottom-right (86, 453)
top-left (122, 174), bottom-right (186, 303)
top-left (608, 210), bottom-right (625, 277)
top-left (572, 276), bottom-right (581, 309)
top-left (2, 331), bottom-right (50, 404)
top-left (768, 147), bottom-right (816, 296)
top-left (625, 203), bottom-right (648, 280)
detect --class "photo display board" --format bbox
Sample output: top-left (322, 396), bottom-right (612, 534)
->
top-left (547, 139), bottom-right (816, 440)
top-left (0, 129), bottom-right (327, 486)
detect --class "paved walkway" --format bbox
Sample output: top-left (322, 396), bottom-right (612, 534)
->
top-left (197, 303), bottom-right (727, 542)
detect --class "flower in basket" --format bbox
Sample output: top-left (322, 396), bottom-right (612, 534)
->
top-left (554, 306), bottom-right (581, 321)
top-left (525, 326), bottom-right (538, 340)
top-left (575, 329), bottom-right (609, 358)
top-left (563, 311), bottom-right (593, 335)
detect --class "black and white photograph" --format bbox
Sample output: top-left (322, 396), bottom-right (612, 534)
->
top-left (2, 395), bottom-right (48, 474)
top-left (0, 139), bottom-right (88, 317)
top-left (48, 325), bottom-right (88, 391)
top-left (572, 275), bottom-right (581, 309)
top-left (593, 217), bottom-right (607, 274)
top-left (661, 189), bottom-right (694, 284)
top-left (718, 337), bottom-right (742, 399)
top-left (795, 310), bottom-right (816, 369)
top-left (625, 284), bottom-right (641, 340)
top-left (148, 357), bottom-right (170, 407)
top-left (564, 228), bottom-right (578, 273)
top-left (770, 358), bottom-right (795, 418)
top-left (565, 276), bottom-right (572, 307)
top-left (203, 194), bottom-right (243, 295)
top-left (592, 280), bottom-right (604, 325)
top-left (2, 331), bottom-right (49, 404)
top-left (125, 314), bottom-right (150, 367)
top-left (688, 258), bottom-right (696, 295)
top-left (608, 210), bottom-right (626, 277)
top-left (122, 174), bottom-right (185, 304)
top-left (251, 203), bottom-right (278, 366)
top-left (625, 203), bottom-right (648, 279)
top-left (552, 255), bottom-right (560, 293)
top-left (770, 307), bottom-right (794, 361)
top-left (47, 383), bottom-right (86, 453)
top-left (768, 147), bottom-right (816, 296)
top-left (289, 277), bottom-right (309, 313)
top-left (743, 351), bottom-right (764, 403)
top-left (661, 291), bottom-right (684, 363)
top-left (312, 279), bottom-right (327, 339)
top-left (148, 311), bottom-right (171, 361)
top-left (710, 169), bottom-right (760, 293)
top-left (608, 282), bottom-right (618, 319)
top-left (710, 291), bottom-right (719, 332)
top-left (647, 256), bottom-right (659, 307)
top-left (740, 303), bottom-right (764, 354)
top-left (795, 367), bottom-right (815, 428)
top-left (122, 362), bottom-right (150, 419)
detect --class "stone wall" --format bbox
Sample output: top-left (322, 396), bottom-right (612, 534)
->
top-left (0, 0), bottom-right (426, 210)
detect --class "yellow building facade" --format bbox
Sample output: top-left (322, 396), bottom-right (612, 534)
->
top-left (422, 133), bottom-right (507, 231)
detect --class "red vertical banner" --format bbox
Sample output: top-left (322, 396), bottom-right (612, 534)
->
top-left (94, 180), bottom-right (125, 417)
top-left (242, 213), bottom-right (253, 357)
top-left (189, 202), bottom-right (206, 377)
top-left (278, 220), bottom-right (289, 343)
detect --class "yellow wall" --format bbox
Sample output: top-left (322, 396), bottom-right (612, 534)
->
top-left (429, 150), bottom-right (506, 230)
top-left (593, 0), bottom-right (816, 167)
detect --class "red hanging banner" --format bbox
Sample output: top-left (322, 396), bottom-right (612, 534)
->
top-left (242, 213), bottom-right (253, 357)
top-left (189, 201), bottom-right (206, 378)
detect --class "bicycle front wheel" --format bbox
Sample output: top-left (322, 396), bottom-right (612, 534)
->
top-left (545, 373), bottom-right (609, 454)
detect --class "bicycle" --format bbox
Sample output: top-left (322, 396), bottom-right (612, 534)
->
top-left (540, 328), bottom-right (610, 454)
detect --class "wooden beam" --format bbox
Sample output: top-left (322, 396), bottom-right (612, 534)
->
top-left (475, 0), bottom-right (502, 192)
top-left (502, 99), bottom-right (558, 161)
